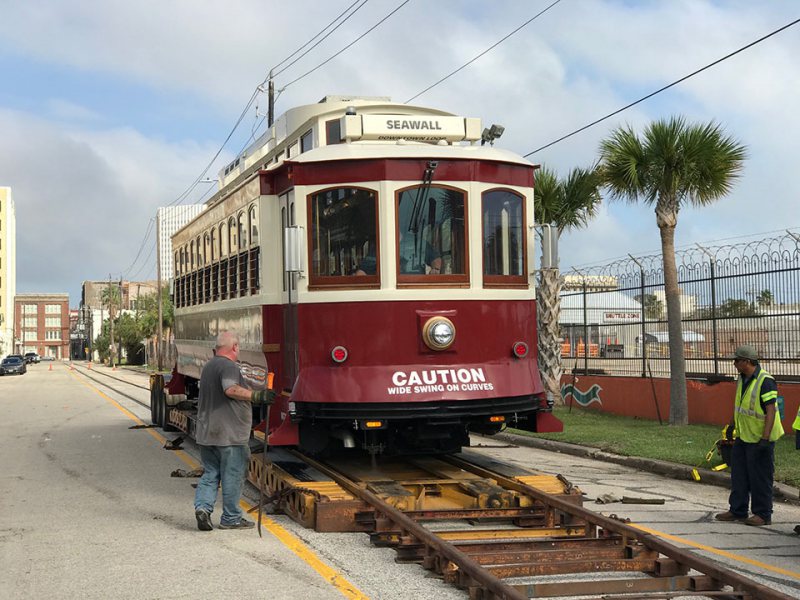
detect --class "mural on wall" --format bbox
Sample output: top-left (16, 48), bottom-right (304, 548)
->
top-left (561, 382), bottom-right (603, 407)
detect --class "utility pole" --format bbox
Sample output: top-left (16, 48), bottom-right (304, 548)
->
top-left (108, 276), bottom-right (115, 369)
top-left (118, 278), bottom-right (123, 366)
top-left (156, 212), bottom-right (163, 371)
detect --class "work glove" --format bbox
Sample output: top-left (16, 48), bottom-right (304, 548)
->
top-left (757, 438), bottom-right (771, 449)
top-left (251, 390), bottom-right (275, 406)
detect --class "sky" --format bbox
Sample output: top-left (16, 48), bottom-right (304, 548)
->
top-left (1, 0), bottom-right (799, 305)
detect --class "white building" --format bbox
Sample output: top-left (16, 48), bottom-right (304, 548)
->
top-left (157, 205), bottom-right (206, 280)
top-left (0, 187), bottom-right (17, 357)
top-left (559, 290), bottom-right (643, 358)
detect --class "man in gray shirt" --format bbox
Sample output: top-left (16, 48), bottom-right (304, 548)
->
top-left (194, 331), bottom-right (272, 531)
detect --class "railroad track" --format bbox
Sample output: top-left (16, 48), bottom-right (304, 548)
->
top-left (69, 362), bottom-right (152, 410)
top-left (68, 366), bottom-right (793, 598)
top-left (274, 450), bottom-right (792, 600)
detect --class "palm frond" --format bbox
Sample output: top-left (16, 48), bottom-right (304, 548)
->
top-left (598, 125), bottom-right (649, 204)
top-left (534, 165), bottom-right (601, 233)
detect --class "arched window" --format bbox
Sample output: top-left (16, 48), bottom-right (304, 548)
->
top-left (189, 241), bottom-right (195, 270)
top-left (396, 185), bottom-right (468, 284)
top-left (219, 223), bottom-right (227, 256)
top-left (482, 189), bottom-right (526, 286)
top-left (178, 249), bottom-right (184, 275)
top-left (229, 217), bottom-right (238, 253)
top-left (211, 228), bottom-right (217, 261)
top-left (236, 211), bottom-right (246, 250)
top-left (196, 235), bottom-right (203, 266)
top-left (249, 204), bottom-right (259, 246)
top-left (204, 233), bottom-right (211, 264)
top-left (308, 187), bottom-right (379, 287)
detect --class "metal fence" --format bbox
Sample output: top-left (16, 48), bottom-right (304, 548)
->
top-left (558, 231), bottom-right (800, 381)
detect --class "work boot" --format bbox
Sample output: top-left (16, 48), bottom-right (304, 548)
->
top-left (744, 515), bottom-right (771, 526)
top-left (195, 508), bottom-right (213, 531)
top-left (714, 511), bottom-right (746, 522)
top-left (218, 518), bottom-right (255, 530)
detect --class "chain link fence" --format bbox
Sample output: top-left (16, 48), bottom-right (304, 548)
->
top-left (558, 231), bottom-right (800, 381)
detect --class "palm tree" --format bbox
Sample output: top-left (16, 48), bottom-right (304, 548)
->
top-left (599, 117), bottom-right (746, 425)
top-left (534, 166), bottom-right (602, 404)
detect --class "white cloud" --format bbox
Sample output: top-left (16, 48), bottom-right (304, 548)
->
top-left (1, 0), bottom-right (800, 301)
top-left (0, 109), bottom-right (222, 300)
top-left (46, 99), bottom-right (105, 123)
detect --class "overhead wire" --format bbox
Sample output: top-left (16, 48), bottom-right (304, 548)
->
top-left (121, 0), bottom-right (410, 280)
top-left (138, 1), bottom-right (380, 216)
top-left (524, 15), bottom-right (800, 157)
top-left (405, 0), bottom-right (563, 104)
top-left (271, 0), bottom-right (370, 78)
top-left (128, 234), bottom-right (157, 281)
top-left (269, 0), bottom-right (366, 73)
top-left (121, 218), bottom-right (155, 277)
top-left (279, 0), bottom-right (412, 91)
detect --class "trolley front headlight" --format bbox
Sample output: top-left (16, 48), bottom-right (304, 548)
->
top-left (422, 316), bottom-right (456, 351)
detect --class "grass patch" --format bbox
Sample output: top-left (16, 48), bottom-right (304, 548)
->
top-left (510, 406), bottom-right (800, 488)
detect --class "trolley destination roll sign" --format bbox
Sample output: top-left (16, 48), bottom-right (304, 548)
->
top-left (342, 113), bottom-right (482, 142)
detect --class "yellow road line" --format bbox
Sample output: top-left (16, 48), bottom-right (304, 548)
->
top-left (70, 369), bottom-right (369, 600)
top-left (632, 523), bottom-right (800, 580)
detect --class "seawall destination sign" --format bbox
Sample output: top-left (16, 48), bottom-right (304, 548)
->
top-left (359, 114), bottom-right (471, 142)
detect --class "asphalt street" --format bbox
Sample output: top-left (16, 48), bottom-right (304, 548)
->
top-left (4, 363), bottom-right (800, 599)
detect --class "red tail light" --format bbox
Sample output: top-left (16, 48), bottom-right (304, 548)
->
top-left (331, 346), bottom-right (348, 363)
top-left (512, 342), bottom-right (529, 358)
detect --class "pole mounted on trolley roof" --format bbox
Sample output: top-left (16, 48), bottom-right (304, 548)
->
top-left (267, 70), bottom-right (275, 127)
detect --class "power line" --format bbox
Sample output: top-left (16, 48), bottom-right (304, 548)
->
top-left (272, 0), bottom-right (370, 78)
top-left (166, 88), bottom-right (260, 209)
top-left (405, 0), bottom-right (562, 104)
top-left (280, 0), bottom-right (412, 91)
top-left (121, 218), bottom-right (155, 277)
top-left (525, 15), bottom-right (800, 157)
top-left (119, 3), bottom-right (390, 284)
top-left (128, 234), bottom-right (157, 281)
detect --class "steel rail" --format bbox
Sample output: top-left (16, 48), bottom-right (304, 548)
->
top-left (293, 450), bottom-right (528, 600)
top-left (70, 364), bottom-right (152, 411)
top-left (71, 363), bottom-right (151, 390)
top-left (444, 454), bottom-right (791, 600)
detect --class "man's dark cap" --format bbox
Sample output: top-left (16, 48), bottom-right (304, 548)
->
top-left (734, 345), bottom-right (759, 361)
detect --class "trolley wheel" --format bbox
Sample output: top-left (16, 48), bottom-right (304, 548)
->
top-left (161, 394), bottom-right (178, 433)
top-left (151, 386), bottom-right (162, 426)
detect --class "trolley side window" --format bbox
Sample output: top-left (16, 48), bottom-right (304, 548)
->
top-left (325, 119), bottom-right (342, 145)
top-left (396, 185), bottom-right (468, 285)
top-left (482, 189), bottom-right (527, 287)
top-left (308, 187), bottom-right (379, 288)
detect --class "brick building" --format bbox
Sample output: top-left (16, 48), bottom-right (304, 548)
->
top-left (14, 293), bottom-right (70, 359)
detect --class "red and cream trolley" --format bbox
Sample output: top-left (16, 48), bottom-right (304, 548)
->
top-left (164, 95), bottom-right (562, 455)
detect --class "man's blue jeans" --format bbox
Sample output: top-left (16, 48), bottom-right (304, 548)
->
top-left (194, 444), bottom-right (250, 525)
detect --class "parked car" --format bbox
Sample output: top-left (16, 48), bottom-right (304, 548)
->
top-left (1, 357), bottom-right (27, 375)
top-left (41, 355), bottom-right (55, 361)
top-left (24, 352), bottom-right (40, 364)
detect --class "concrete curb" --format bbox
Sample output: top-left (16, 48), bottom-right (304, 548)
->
top-left (489, 431), bottom-right (800, 506)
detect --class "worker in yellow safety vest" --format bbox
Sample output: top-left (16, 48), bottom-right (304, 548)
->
top-left (715, 345), bottom-right (783, 527)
